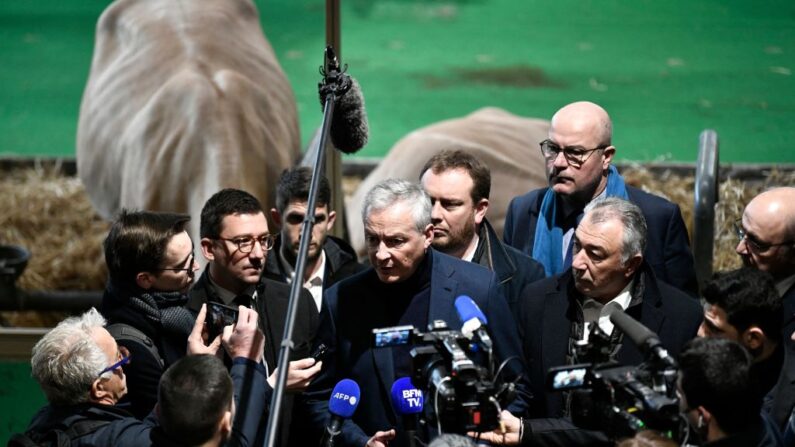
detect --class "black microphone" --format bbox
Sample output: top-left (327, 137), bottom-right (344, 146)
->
top-left (606, 303), bottom-right (677, 368)
top-left (318, 46), bottom-right (369, 153)
top-left (320, 379), bottom-right (361, 447)
top-left (390, 377), bottom-right (424, 447)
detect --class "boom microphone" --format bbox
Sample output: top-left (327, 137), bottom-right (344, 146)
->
top-left (318, 46), bottom-right (368, 153)
top-left (320, 379), bottom-right (361, 447)
top-left (606, 303), bottom-right (676, 369)
top-left (390, 377), bottom-right (424, 447)
top-left (454, 295), bottom-right (493, 352)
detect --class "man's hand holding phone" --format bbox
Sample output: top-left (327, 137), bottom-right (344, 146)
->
top-left (222, 305), bottom-right (265, 362)
top-left (188, 303), bottom-right (222, 356)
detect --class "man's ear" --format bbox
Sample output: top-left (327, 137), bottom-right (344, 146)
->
top-left (601, 146), bottom-right (616, 170)
top-left (219, 409), bottom-right (233, 437)
top-left (623, 254), bottom-right (643, 278)
top-left (423, 224), bottom-right (434, 249)
top-left (90, 377), bottom-right (111, 403)
top-left (474, 198), bottom-right (489, 226)
top-left (742, 326), bottom-right (766, 351)
top-left (200, 237), bottom-right (216, 262)
top-left (327, 210), bottom-right (337, 230)
top-left (270, 208), bottom-right (282, 228)
top-left (135, 272), bottom-right (155, 290)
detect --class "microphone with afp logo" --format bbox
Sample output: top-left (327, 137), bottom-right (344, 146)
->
top-left (390, 377), bottom-right (424, 447)
top-left (321, 378), bottom-right (361, 447)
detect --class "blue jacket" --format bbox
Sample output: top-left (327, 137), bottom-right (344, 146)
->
top-left (304, 249), bottom-right (529, 447)
top-left (503, 185), bottom-right (698, 296)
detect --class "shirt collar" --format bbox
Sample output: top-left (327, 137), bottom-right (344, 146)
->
top-left (207, 272), bottom-right (256, 306)
top-left (582, 278), bottom-right (634, 340)
top-left (462, 234), bottom-right (480, 263)
top-left (279, 246), bottom-right (327, 286)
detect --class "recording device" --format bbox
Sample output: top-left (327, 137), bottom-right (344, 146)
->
top-left (311, 343), bottom-right (329, 362)
top-left (545, 305), bottom-right (684, 441)
top-left (205, 301), bottom-right (238, 340)
top-left (390, 377), bottom-right (424, 447)
top-left (320, 378), bottom-right (361, 447)
top-left (372, 298), bottom-right (515, 435)
top-left (317, 46), bottom-right (368, 153)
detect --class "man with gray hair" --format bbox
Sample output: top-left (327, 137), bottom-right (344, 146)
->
top-left (304, 179), bottom-right (529, 447)
top-left (508, 196), bottom-right (702, 445)
top-left (14, 304), bottom-right (270, 446)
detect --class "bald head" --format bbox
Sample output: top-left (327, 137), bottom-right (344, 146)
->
top-left (550, 101), bottom-right (612, 147)
top-left (737, 187), bottom-right (795, 280)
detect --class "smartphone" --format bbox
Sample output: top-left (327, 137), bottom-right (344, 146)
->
top-left (546, 364), bottom-right (592, 391)
top-left (311, 343), bottom-right (328, 362)
top-left (205, 301), bottom-right (239, 339)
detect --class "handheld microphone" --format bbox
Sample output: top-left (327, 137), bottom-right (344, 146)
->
top-left (390, 377), bottom-right (423, 447)
top-left (318, 46), bottom-right (368, 153)
top-left (454, 295), bottom-right (493, 352)
top-left (320, 378), bottom-right (361, 447)
top-left (606, 303), bottom-right (677, 369)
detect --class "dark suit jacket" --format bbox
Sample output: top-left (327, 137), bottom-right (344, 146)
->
top-left (474, 218), bottom-right (545, 316)
top-left (771, 284), bottom-right (795, 429)
top-left (517, 265), bottom-right (702, 443)
top-left (503, 185), bottom-right (698, 296)
top-left (186, 268), bottom-right (318, 447)
top-left (304, 250), bottom-right (529, 447)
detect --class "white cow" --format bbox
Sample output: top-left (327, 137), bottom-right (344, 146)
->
top-left (346, 107), bottom-right (549, 258)
top-left (77, 0), bottom-right (300, 245)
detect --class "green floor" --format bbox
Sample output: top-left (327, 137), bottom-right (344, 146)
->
top-left (1, 0), bottom-right (794, 163)
top-left (2, 0), bottom-right (795, 441)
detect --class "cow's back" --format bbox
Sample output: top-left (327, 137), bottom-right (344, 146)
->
top-left (77, 0), bottom-right (300, 243)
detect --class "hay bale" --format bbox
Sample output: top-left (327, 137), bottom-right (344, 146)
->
top-left (0, 165), bottom-right (108, 326)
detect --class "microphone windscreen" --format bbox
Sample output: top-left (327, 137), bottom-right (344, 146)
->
top-left (390, 377), bottom-right (424, 415)
top-left (606, 302), bottom-right (656, 347)
top-left (329, 378), bottom-right (361, 418)
top-left (454, 295), bottom-right (488, 325)
top-left (329, 77), bottom-right (368, 154)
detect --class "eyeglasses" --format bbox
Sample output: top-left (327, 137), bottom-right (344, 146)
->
top-left (734, 220), bottom-right (793, 252)
top-left (539, 139), bottom-right (608, 167)
top-left (157, 252), bottom-right (196, 273)
top-left (217, 234), bottom-right (275, 253)
top-left (98, 345), bottom-right (131, 378)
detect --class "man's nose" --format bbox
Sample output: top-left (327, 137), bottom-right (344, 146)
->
top-left (735, 238), bottom-right (748, 255)
top-left (571, 248), bottom-right (587, 270)
top-left (250, 241), bottom-right (266, 259)
top-left (375, 243), bottom-right (391, 262)
top-left (431, 201), bottom-right (443, 222)
top-left (552, 150), bottom-right (568, 170)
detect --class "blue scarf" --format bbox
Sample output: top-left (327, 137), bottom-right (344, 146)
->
top-left (532, 165), bottom-right (629, 276)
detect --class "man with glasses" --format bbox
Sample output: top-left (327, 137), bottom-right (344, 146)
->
top-left (187, 187), bottom-right (320, 446)
top-left (265, 167), bottom-right (366, 313)
top-left (737, 187), bottom-right (795, 429)
top-left (100, 210), bottom-right (200, 419)
top-left (16, 305), bottom-right (273, 446)
top-left (503, 101), bottom-right (697, 296)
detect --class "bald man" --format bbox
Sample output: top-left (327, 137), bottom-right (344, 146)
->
top-left (738, 187), bottom-right (795, 428)
top-left (503, 101), bottom-right (698, 296)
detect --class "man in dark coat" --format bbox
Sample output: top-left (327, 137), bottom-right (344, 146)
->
top-left (17, 305), bottom-right (270, 447)
top-left (516, 197), bottom-right (701, 445)
top-left (419, 150), bottom-right (545, 315)
top-left (304, 179), bottom-right (530, 447)
top-left (736, 187), bottom-right (795, 429)
top-left (100, 210), bottom-right (200, 419)
top-left (186, 188), bottom-right (319, 447)
top-left (266, 167), bottom-right (367, 313)
top-left (503, 101), bottom-right (697, 296)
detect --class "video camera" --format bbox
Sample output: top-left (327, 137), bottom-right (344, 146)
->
top-left (372, 304), bottom-right (516, 435)
top-left (546, 304), bottom-right (685, 441)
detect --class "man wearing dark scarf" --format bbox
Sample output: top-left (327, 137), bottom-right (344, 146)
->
top-left (503, 101), bottom-right (698, 297)
top-left (100, 210), bottom-right (199, 419)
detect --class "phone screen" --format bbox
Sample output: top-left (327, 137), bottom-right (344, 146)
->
top-left (206, 302), bottom-right (239, 338)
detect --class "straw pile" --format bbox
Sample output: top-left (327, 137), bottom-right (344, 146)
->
top-left (0, 164), bottom-right (108, 326)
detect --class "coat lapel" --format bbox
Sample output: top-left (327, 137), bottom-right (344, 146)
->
top-left (541, 278), bottom-right (571, 380)
top-left (428, 252), bottom-right (458, 329)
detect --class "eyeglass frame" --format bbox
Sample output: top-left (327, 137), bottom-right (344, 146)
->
top-left (98, 345), bottom-right (131, 378)
top-left (156, 251), bottom-right (196, 273)
top-left (734, 219), bottom-right (793, 252)
top-left (539, 139), bottom-right (609, 167)
top-left (216, 234), bottom-right (275, 253)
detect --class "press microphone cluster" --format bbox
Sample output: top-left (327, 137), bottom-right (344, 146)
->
top-left (318, 46), bottom-right (369, 153)
top-left (321, 378), bottom-right (361, 447)
top-left (390, 377), bottom-right (424, 447)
